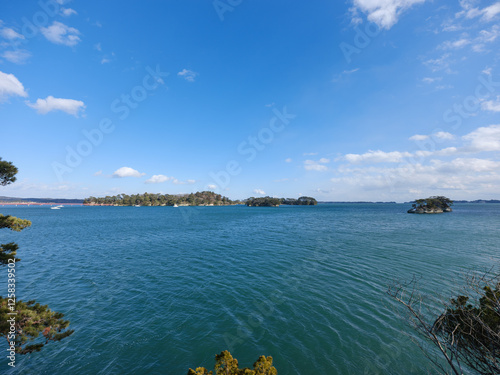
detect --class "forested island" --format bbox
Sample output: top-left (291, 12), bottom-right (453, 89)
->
top-left (84, 191), bottom-right (240, 206)
top-left (407, 196), bottom-right (453, 214)
top-left (246, 196), bottom-right (317, 207)
top-left (83, 192), bottom-right (318, 207)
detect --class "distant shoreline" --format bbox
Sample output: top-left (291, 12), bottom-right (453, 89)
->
top-left (1, 200), bottom-right (499, 207)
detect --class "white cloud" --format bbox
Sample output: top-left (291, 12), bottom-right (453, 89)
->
top-left (351, 0), bottom-right (427, 29)
top-left (435, 84), bottom-right (454, 90)
top-left (424, 54), bottom-right (454, 73)
top-left (0, 70), bottom-right (28, 100)
top-left (482, 2), bottom-right (500, 21)
top-left (434, 131), bottom-right (455, 140)
top-left (0, 27), bottom-right (24, 40)
top-left (94, 43), bottom-right (102, 51)
top-left (285, 158), bottom-right (292, 163)
top-left (344, 150), bottom-right (413, 164)
top-left (40, 21), bottom-right (81, 46)
top-left (409, 134), bottom-right (429, 141)
top-left (472, 25), bottom-right (500, 51)
top-left (207, 184), bottom-right (217, 190)
top-left (101, 58), bottom-right (111, 64)
top-left (331, 124), bottom-right (500, 200)
top-left (254, 189), bottom-right (265, 195)
top-left (304, 159), bottom-right (329, 171)
top-left (177, 69), bottom-right (198, 82)
top-left (432, 157), bottom-right (500, 173)
top-left (440, 37), bottom-right (471, 50)
top-left (172, 178), bottom-right (195, 185)
top-left (145, 175), bottom-right (171, 184)
top-left (462, 124), bottom-right (500, 152)
top-left (331, 156), bottom-right (500, 200)
top-left (333, 68), bottom-right (360, 82)
top-left (61, 8), bottom-right (77, 17)
top-left (482, 96), bottom-right (500, 112)
top-left (422, 77), bottom-right (441, 84)
top-left (2, 50), bottom-right (31, 64)
top-left (303, 152), bottom-right (318, 156)
top-left (459, 1), bottom-right (500, 22)
top-left (94, 170), bottom-right (103, 176)
top-left (112, 167), bottom-right (145, 178)
top-left (26, 96), bottom-right (85, 117)
top-left (483, 67), bottom-right (492, 75)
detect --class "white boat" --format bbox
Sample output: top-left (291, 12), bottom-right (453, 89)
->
top-left (56, 205), bottom-right (64, 208)
top-left (173, 204), bottom-right (178, 207)
top-left (50, 206), bottom-right (60, 210)
top-left (134, 205), bottom-right (140, 207)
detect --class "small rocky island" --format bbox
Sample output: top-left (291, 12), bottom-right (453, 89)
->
top-left (407, 196), bottom-right (453, 214)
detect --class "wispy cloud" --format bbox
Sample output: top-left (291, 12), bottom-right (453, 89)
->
top-left (422, 77), bottom-right (442, 84)
top-left (0, 27), bottom-right (24, 40)
top-left (424, 53), bottom-right (454, 73)
top-left (253, 189), bottom-right (265, 195)
top-left (172, 178), bottom-right (196, 185)
top-left (409, 134), bottom-right (429, 141)
top-left (177, 69), bottom-right (198, 82)
top-left (457, 1), bottom-right (500, 22)
top-left (481, 96), bottom-right (500, 112)
top-left (434, 131), bottom-right (455, 140)
top-left (145, 175), bottom-right (171, 184)
top-left (1, 50), bottom-right (31, 64)
top-left (343, 150), bottom-right (413, 164)
top-left (333, 68), bottom-right (360, 82)
top-left (40, 21), bottom-right (81, 46)
top-left (26, 96), bottom-right (85, 117)
top-left (304, 158), bottom-right (330, 171)
top-left (61, 8), bottom-right (77, 17)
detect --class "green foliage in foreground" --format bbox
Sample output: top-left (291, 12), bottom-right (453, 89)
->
top-left (412, 196), bottom-right (453, 210)
top-left (188, 350), bottom-right (277, 375)
top-left (0, 298), bottom-right (74, 354)
top-left (433, 282), bottom-right (500, 373)
top-left (1, 156), bottom-right (73, 354)
top-left (0, 157), bottom-right (18, 186)
top-left (0, 242), bottom-right (20, 265)
top-left (0, 214), bottom-right (32, 232)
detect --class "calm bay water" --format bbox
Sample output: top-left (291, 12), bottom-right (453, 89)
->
top-left (1, 203), bottom-right (499, 374)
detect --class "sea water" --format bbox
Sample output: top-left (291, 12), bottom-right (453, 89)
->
top-left (1, 203), bottom-right (499, 374)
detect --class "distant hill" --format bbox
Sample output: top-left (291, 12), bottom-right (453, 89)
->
top-left (0, 196), bottom-right (84, 204)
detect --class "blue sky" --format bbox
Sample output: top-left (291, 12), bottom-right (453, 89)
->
top-left (1, 0), bottom-right (500, 201)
